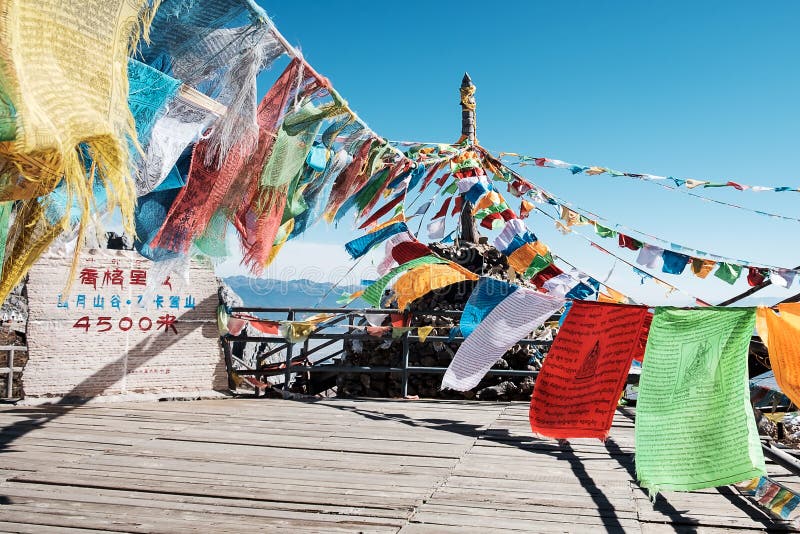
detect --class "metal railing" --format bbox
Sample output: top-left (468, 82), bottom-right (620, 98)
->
top-left (221, 307), bottom-right (554, 396)
top-left (0, 345), bottom-right (26, 399)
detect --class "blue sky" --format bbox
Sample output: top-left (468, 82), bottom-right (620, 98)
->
top-left (217, 1), bottom-right (800, 306)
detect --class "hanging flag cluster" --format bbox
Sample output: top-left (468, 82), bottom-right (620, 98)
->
top-left (0, 0), bottom-right (793, 313)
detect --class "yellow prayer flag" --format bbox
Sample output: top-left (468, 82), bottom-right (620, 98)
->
top-left (417, 326), bottom-right (434, 342)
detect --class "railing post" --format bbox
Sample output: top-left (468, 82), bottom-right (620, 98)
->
top-left (221, 336), bottom-right (237, 392)
top-left (283, 310), bottom-right (295, 396)
top-left (6, 349), bottom-right (13, 399)
top-left (401, 328), bottom-right (410, 398)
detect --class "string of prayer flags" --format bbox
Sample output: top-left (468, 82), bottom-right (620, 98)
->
top-left (501, 152), bottom-right (800, 194)
top-left (524, 173), bottom-right (800, 283)
top-left (635, 307), bottom-right (765, 495)
top-left (737, 476), bottom-right (800, 520)
top-left (459, 277), bottom-right (518, 338)
top-left (441, 288), bottom-right (564, 391)
top-left (755, 304), bottom-right (800, 407)
top-left (530, 301), bottom-right (651, 440)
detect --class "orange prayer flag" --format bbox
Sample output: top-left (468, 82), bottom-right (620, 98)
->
top-left (756, 304), bottom-right (800, 406)
top-left (519, 199), bottom-right (534, 219)
top-left (691, 258), bottom-right (716, 279)
top-left (507, 243), bottom-right (538, 274)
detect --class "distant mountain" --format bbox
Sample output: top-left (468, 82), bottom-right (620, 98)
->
top-left (223, 276), bottom-right (365, 309)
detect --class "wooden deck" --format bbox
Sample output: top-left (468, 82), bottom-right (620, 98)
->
top-left (0, 397), bottom-right (797, 533)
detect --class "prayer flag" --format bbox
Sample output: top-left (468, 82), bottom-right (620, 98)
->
top-left (442, 288), bottom-right (564, 391)
top-left (635, 307), bottom-right (765, 494)
top-left (530, 301), bottom-right (651, 440)
top-left (691, 258), bottom-right (716, 279)
top-left (714, 262), bottom-right (743, 284)
top-left (427, 218), bottom-right (446, 240)
top-left (756, 304), bottom-right (800, 407)
top-left (345, 222), bottom-right (408, 259)
top-left (747, 267), bottom-right (768, 286)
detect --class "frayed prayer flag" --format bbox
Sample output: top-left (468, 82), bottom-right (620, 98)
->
top-left (530, 301), bottom-right (651, 440)
top-left (635, 307), bottom-right (765, 495)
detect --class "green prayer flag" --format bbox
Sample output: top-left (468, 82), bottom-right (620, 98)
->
top-left (635, 307), bottom-right (765, 495)
top-left (594, 223), bottom-right (617, 239)
top-left (354, 168), bottom-right (390, 212)
top-left (523, 252), bottom-right (553, 279)
top-left (443, 181), bottom-right (459, 195)
top-left (474, 202), bottom-right (509, 220)
top-left (714, 262), bottom-right (743, 284)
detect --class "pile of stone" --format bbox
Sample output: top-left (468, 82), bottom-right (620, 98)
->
top-left (336, 238), bottom-right (559, 401)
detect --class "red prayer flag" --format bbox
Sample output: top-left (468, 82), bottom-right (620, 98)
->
top-left (529, 301), bottom-right (652, 440)
top-left (618, 234), bottom-right (643, 251)
top-left (435, 172), bottom-right (451, 187)
top-left (633, 313), bottom-right (653, 362)
top-left (431, 197), bottom-right (452, 220)
top-left (249, 320), bottom-right (280, 335)
top-left (390, 313), bottom-right (410, 327)
top-left (532, 264), bottom-right (563, 286)
top-left (420, 162), bottom-right (443, 192)
top-left (358, 193), bottom-right (406, 229)
top-left (747, 266), bottom-right (767, 286)
top-left (451, 196), bottom-right (463, 217)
